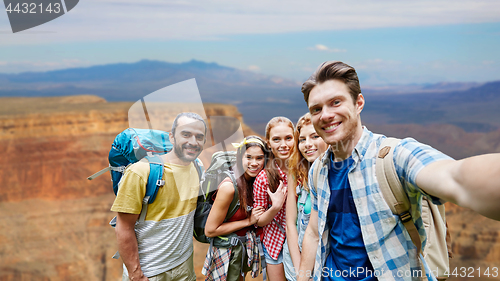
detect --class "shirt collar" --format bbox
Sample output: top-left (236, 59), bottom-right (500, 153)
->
top-left (274, 160), bottom-right (287, 178)
top-left (320, 126), bottom-right (373, 167)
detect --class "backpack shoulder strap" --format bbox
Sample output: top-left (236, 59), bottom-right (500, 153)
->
top-left (145, 154), bottom-right (165, 203)
top-left (376, 137), bottom-right (422, 254)
top-left (223, 170), bottom-right (240, 220)
top-left (194, 158), bottom-right (204, 180)
top-left (137, 154), bottom-right (165, 222)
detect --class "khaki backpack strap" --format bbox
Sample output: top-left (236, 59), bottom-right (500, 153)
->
top-left (445, 221), bottom-right (453, 258)
top-left (87, 166), bottom-right (111, 180)
top-left (376, 137), bottom-right (422, 255)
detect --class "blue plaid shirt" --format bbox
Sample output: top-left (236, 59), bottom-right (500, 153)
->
top-left (309, 127), bottom-right (452, 281)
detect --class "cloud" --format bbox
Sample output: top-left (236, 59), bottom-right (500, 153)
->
top-left (248, 65), bottom-right (260, 71)
top-left (0, 59), bottom-right (90, 73)
top-left (2, 0), bottom-right (500, 44)
top-left (309, 44), bottom-right (346, 53)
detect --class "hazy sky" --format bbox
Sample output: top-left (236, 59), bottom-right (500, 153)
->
top-left (1, 0), bottom-right (500, 85)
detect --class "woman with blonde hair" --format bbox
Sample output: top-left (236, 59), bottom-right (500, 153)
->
top-left (283, 113), bottom-right (328, 280)
top-left (253, 116), bottom-right (294, 281)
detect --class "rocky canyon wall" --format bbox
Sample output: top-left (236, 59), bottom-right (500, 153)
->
top-left (0, 96), bottom-right (499, 280)
top-left (0, 95), bottom-right (255, 281)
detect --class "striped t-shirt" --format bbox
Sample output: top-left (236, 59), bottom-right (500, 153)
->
top-left (111, 158), bottom-right (200, 277)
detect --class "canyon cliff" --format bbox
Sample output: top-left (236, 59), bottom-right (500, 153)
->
top-left (0, 95), bottom-right (253, 280)
top-left (0, 96), bottom-right (499, 280)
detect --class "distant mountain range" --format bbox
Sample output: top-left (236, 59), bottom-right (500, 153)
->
top-left (1, 59), bottom-right (499, 134)
top-left (0, 59), bottom-right (299, 102)
top-left (364, 80), bottom-right (500, 133)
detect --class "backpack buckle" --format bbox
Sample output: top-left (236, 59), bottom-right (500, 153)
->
top-left (230, 236), bottom-right (240, 247)
top-left (156, 179), bottom-right (165, 187)
top-left (399, 211), bottom-right (412, 223)
top-left (110, 166), bottom-right (126, 173)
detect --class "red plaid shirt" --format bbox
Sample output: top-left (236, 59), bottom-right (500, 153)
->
top-left (253, 165), bottom-right (287, 260)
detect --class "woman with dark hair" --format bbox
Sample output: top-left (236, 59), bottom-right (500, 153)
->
top-left (203, 136), bottom-right (268, 281)
top-left (253, 117), bottom-right (295, 281)
top-left (283, 113), bottom-right (328, 280)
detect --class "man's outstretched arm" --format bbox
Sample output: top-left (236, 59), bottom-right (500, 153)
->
top-left (297, 209), bottom-right (319, 281)
top-left (115, 212), bottom-right (149, 281)
top-left (417, 154), bottom-right (500, 221)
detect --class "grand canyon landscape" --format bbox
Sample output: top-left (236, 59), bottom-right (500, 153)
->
top-left (1, 60), bottom-right (500, 280)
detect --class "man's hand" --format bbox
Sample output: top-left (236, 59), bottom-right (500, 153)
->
top-left (417, 155), bottom-right (500, 221)
top-left (115, 212), bottom-right (148, 280)
top-left (128, 270), bottom-right (149, 281)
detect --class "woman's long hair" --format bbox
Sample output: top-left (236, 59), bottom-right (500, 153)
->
top-left (264, 116), bottom-right (294, 193)
top-left (288, 113), bottom-right (313, 193)
top-left (234, 135), bottom-right (269, 215)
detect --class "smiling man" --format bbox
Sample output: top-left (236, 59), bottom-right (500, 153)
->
top-left (297, 61), bottom-right (500, 281)
top-left (112, 112), bottom-right (206, 281)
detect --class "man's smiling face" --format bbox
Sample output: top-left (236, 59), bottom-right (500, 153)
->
top-left (171, 116), bottom-right (206, 164)
top-left (308, 79), bottom-right (364, 147)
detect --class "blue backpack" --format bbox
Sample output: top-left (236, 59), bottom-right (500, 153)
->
top-left (88, 128), bottom-right (203, 259)
top-left (88, 128), bottom-right (203, 221)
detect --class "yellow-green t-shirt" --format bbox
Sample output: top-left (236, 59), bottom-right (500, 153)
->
top-left (111, 158), bottom-right (199, 277)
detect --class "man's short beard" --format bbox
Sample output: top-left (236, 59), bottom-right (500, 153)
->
top-left (174, 143), bottom-right (201, 162)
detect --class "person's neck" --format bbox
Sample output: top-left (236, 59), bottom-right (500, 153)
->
top-left (330, 125), bottom-right (363, 162)
top-left (164, 152), bottom-right (191, 166)
top-left (243, 172), bottom-right (252, 182)
top-left (331, 147), bottom-right (352, 162)
top-left (275, 158), bottom-right (288, 174)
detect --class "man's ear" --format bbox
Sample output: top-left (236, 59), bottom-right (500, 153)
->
top-left (169, 131), bottom-right (175, 145)
top-left (356, 94), bottom-right (365, 114)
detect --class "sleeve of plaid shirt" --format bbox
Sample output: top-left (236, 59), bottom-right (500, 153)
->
top-left (253, 170), bottom-right (269, 215)
top-left (394, 137), bottom-right (453, 205)
top-left (309, 161), bottom-right (319, 212)
top-left (253, 170), bottom-right (286, 260)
